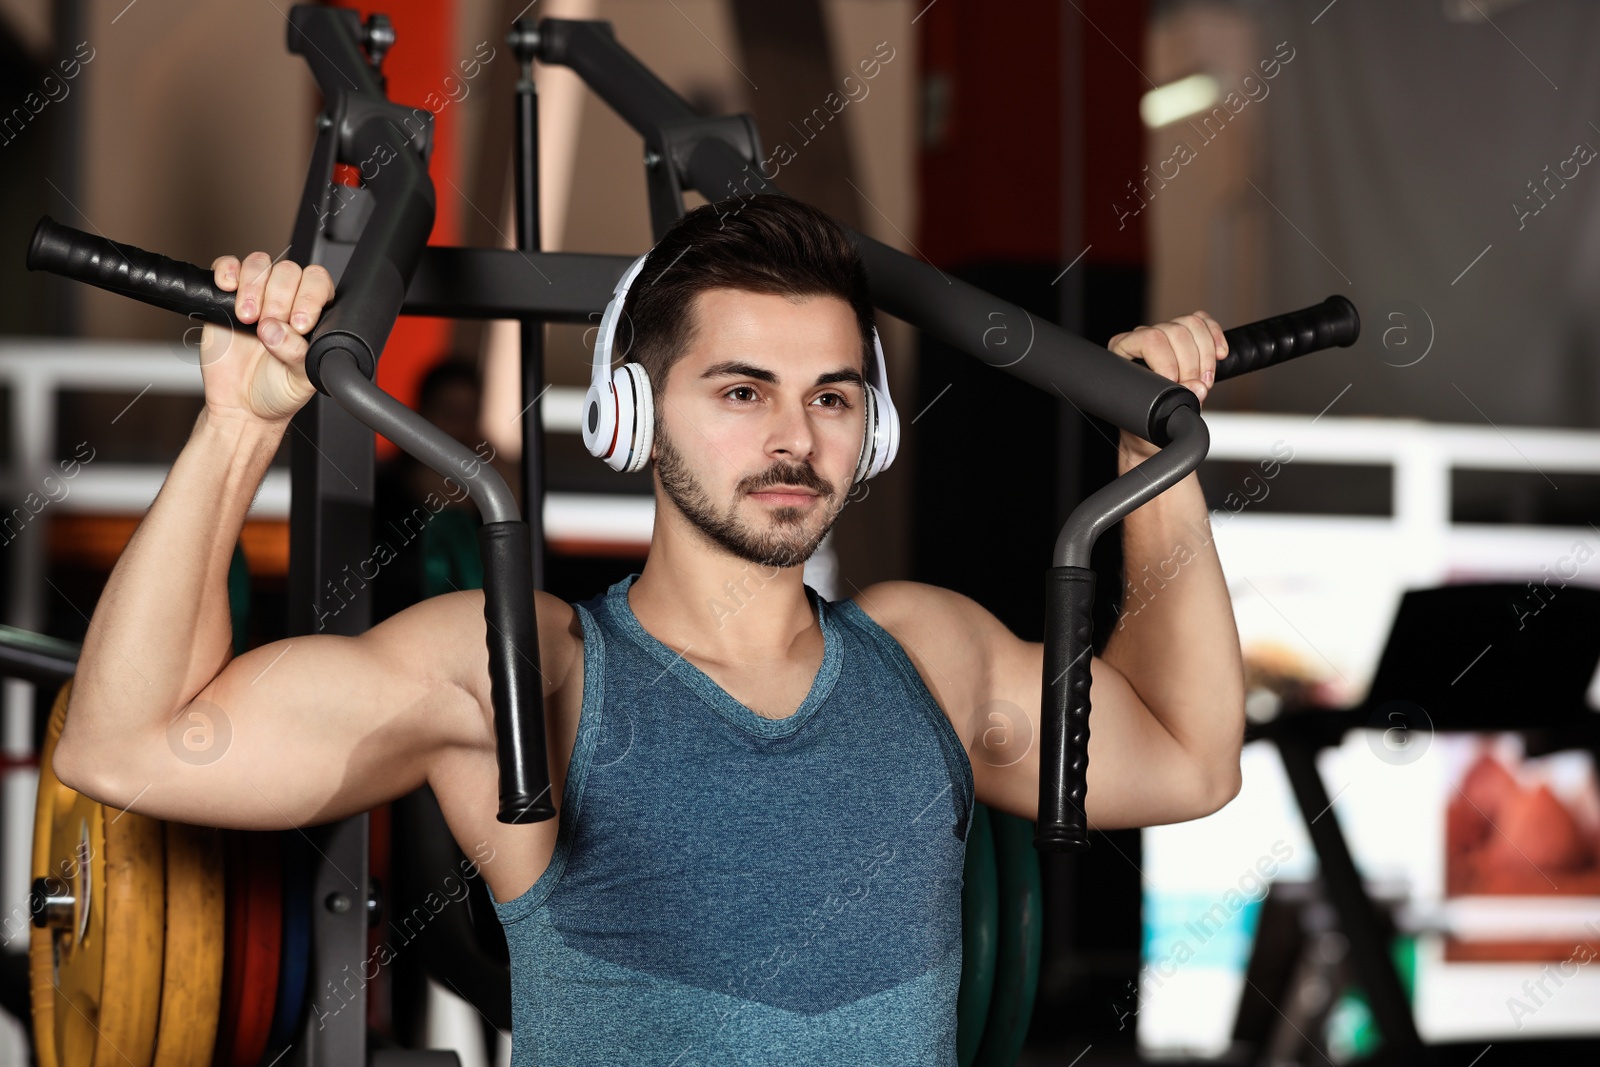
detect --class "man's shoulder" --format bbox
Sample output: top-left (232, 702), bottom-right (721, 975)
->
top-left (417, 587), bottom-right (584, 712)
top-left (843, 579), bottom-right (978, 637)
top-left (534, 588), bottom-right (584, 686)
top-left (843, 581), bottom-right (984, 729)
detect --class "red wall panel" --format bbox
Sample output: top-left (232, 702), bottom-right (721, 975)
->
top-left (327, 0), bottom-right (463, 460)
top-left (916, 0), bottom-right (1146, 270)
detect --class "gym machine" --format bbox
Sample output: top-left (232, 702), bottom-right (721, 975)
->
top-left (22, 6), bottom-right (1359, 1064)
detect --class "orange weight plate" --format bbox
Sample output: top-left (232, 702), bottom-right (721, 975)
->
top-left (154, 820), bottom-right (225, 1067)
top-left (30, 679), bottom-right (165, 1067)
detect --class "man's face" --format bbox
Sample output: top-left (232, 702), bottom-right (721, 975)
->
top-left (650, 288), bottom-right (866, 570)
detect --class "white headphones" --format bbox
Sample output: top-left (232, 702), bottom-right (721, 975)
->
top-left (580, 249), bottom-right (901, 485)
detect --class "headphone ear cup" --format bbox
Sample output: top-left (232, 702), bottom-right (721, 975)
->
top-left (877, 384), bottom-right (900, 474)
top-left (615, 362), bottom-right (654, 473)
top-left (581, 379), bottom-right (616, 461)
top-left (856, 326), bottom-right (899, 483)
top-left (854, 385), bottom-right (880, 485)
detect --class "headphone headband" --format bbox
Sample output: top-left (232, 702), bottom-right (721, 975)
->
top-left (591, 251), bottom-right (651, 382)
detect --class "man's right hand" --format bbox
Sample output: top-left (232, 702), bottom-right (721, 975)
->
top-left (200, 252), bottom-right (337, 425)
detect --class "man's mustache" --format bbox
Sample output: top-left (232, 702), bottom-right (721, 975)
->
top-left (748, 467), bottom-right (832, 496)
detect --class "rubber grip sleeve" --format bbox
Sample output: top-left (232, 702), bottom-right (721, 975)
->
top-left (478, 520), bottom-right (555, 824)
top-left (1035, 565), bottom-right (1096, 852)
top-left (28, 215), bottom-right (240, 329)
top-left (1215, 294), bottom-right (1360, 380)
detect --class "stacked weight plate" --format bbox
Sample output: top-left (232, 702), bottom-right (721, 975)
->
top-left (30, 679), bottom-right (225, 1067)
top-left (956, 801), bottom-right (1045, 1067)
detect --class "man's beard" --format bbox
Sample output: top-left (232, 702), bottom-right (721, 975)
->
top-left (652, 418), bottom-right (845, 570)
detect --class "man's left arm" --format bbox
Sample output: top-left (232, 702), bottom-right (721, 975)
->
top-left (964, 311), bottom-right (1246, 828)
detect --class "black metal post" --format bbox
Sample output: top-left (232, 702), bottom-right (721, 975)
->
top-left (512, 21), bottom-right (547, 592)
top-left (285, 168), bottom-right (375, 1067)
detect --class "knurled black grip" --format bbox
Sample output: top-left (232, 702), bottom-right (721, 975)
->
top-left (1136, 295), bottom-right (1361, 446)
top-left (28, 215), bottom-right (243, 331)
top-left (479, 520), bottom-right (556, 825)
top-left (1036, 565), bottom-right (1096, 852)
top-left (1215, 294), bottom-right (1360, 380)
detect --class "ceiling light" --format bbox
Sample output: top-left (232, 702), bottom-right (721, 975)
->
top-left (1140, 73), bottom-right (1221, 128)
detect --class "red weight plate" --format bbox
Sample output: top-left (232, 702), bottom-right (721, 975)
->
top-left (213, 829), bottom-right (281, 1067)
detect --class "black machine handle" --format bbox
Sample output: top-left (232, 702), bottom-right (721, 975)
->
top-left (477, 521), bottom-right (550, 823)
top-left (1215, 295), bottom-right (1359, 379)
top-left (1040, 294), bottom-right (1360, 851)
top-left (29, 215), bottom-right (245, 330)
top-left (1034, 566), bottom-right (1096, 851)
top-left (25, 214), bottom-right (555, 827)
top-left (1129, 295), bottom-right (1361, 381)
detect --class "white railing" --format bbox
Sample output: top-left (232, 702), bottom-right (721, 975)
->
top-left (0, 340), bottom-right (653, 625)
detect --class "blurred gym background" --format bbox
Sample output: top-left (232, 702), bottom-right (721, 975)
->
top-left (2, 1), bottom-right (1600, 1065)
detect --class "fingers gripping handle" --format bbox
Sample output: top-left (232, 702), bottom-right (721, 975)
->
top-left (27, 214), bottom-right (385, 390)
top-left (1036, 565), bottom-right (1096, 852)
top-left (478, 521), bottom-right (556, 825)
top-left (28, 215), bottom-right (242, 330)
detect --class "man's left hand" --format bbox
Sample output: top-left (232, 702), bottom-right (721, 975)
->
top-left (1106, 310), bottom-right (1228, 459)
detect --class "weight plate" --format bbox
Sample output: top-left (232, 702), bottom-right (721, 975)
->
top-left (154, 820), bottom-right (224, 1067)
top-left (30, 679), bottom-right (165, 1067)
top-left (956, 802), bottom-right (998, 1066)
top-left (268, 830), bottom-right (313, 1049)
top-left (974, 808), bottom-right (1044, 1067)
top-left (214, 829), bottom-right (282, 1067)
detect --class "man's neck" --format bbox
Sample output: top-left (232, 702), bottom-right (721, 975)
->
top-left (629, 548), bottom-right (817, 665)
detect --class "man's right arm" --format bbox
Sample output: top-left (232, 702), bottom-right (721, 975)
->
top-left (53, 419), bottom-right (488, 834)
top-left (51, 250), bottom-right (490, 829)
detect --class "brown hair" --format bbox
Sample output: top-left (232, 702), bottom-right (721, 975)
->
top-left (615, 193), bottom-right (876, 395)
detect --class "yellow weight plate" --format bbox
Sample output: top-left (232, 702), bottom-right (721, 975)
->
top-left (29, 685), bottom-right (62, 1067)
top-left (154, 820), bottom-right (224, 1067)
top-left (30, 679), bottom-right (165, 1067)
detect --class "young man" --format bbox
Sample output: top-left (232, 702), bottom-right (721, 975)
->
top-left (54, 194), bottom-right (1243, 1063)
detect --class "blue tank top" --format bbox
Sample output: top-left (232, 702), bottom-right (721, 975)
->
top-left (489, 572), bottom-right (974, 1065)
